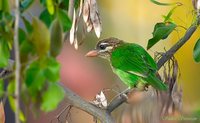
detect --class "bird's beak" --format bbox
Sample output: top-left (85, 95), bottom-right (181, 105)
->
top-left (85, 50), bottom-right (98, 57)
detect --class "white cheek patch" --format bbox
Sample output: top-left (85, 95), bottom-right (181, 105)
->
top-left (100, 43), bottom-right (109, 45)
top-left (105, 46), bottom-right (113, 51)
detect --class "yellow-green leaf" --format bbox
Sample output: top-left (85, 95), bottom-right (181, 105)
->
top-left (0, 0), bottom-right (10, 13)
top-left (44, 57), bottom-right (60, 82)
top-left (46, 0), bottom-right (55, 15)
top-left (8, 96), bottom-right (26, 122)
top-left (0, 79), bottom-right (4, 97)
top-left (150, 0), bottom-right (178, 6)
top-left (41, 83), bottom-right (65, 112)
top-left (50, 19), bottom-right (63, 57)
top-left (0, 39), bottom-right (10, 68)
top-left (32, 17), bottom-right (50, 57)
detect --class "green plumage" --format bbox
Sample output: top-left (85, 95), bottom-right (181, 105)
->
top-left (111, 43), bottom-right (167, 90)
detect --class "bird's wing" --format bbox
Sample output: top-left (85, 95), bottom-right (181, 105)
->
top-left (111, 43), bottom-right (157, 77)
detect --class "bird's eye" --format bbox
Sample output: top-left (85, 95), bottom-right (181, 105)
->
top-left (99, 44), bottom-right (106, 50)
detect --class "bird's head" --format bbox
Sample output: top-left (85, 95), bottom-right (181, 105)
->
top-left (86, 37), bottom-right (123, 59)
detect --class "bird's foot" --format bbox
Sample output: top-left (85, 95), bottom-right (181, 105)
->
top-left (120, 93), bottom-right (128, 100)
top-left (144, 85), bottom-right (149, 91)
top-left (118, 88), bottom-right (132, 101)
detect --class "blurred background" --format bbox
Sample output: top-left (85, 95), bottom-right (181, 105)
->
top-left (7, 0), bottom-right (200, 123)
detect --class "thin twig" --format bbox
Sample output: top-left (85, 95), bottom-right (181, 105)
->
top-left (106, 16), bottom-right (200, 113)
top-left (68, 0), bottom-right (75, 19)
top-left (14, 0), bottom-right (21, 122)
top-left (157, 17), bottom-right (200, 69)
top-left (64, 0), bottom-right (75, 42)
top-left (59, 83), bottom-right (115, 123)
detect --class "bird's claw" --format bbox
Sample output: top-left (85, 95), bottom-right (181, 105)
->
top-left (144, 86), bottom-right (149, 91)
top-left (120, 93), bottom-right (128, 100)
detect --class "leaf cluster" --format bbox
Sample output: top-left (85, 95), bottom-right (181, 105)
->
top-left (0, 0), bottom-right (80, 121)
top-left (148, 0), bottom-right (200, 63)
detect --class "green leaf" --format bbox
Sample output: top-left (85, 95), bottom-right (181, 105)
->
top-left (50, 19), bottom-right (63, 57)
top-left (32, 17), bottom-right (50, 57)
top-left (147, 22), bottom-right (176, 49)
top-left (19, 28), bottom-right (35, 62)
top-left (22, 17), bottom-right (33, 33)
top-left (8, 96), bottom-right (26, 122)
top-left (46, 0), bottom-right (55, 15)
top-left (19, 28), bottom-right (26, 44)
top-left (19, 28), bottom-right (33, 53)
top-left (40, 0), bottom-right (46, 5)
top-left (193, 38), bottom-right (200, 62)
top-left (39, 9), bottom-right (55, 27)
top-left (164, 5), bottom-right (180, 23)
top-left (0, 0), bottom-right (10, 13)
top-left (41, 83), bottom-right (65, 112)
top-left (150, 0), bottom-right (177, 6)
top-left (25, 61), bottom-right (46, 92)
top-left (0, 79), bottom-right (4, 97)
top-left (58, 0), bottom-right (69, 10)
top-left (7, 81), bottom-right (14, 95)
top-left (0, 39), bottom-right (10, 68)
top-left (44, 57), bottom-right (60, 82)
top-left (57, 9), bottom-right (72, 32)
top-left (20, 0), bottom-right (34, 12)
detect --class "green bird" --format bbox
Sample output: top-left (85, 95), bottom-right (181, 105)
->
top-left (86, 37), bottom-right (167, 91)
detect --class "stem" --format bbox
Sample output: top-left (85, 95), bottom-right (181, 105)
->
top-left (14, 0), bottom-right (21, 122)
top-left (64, 0), bottom-right (75, 41)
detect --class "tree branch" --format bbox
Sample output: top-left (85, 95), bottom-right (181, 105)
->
top-left (14, 0), bottom-right (21, 123)
top-left (157, 17), bottom-right (200, 69)
top-left (59, 84), bottom-right (115, 123)
top-left (106, 16), bottom-right (200, 113)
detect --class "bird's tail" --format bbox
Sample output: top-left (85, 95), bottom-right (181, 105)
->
top-left (144, 74), bottom-right (168, 91)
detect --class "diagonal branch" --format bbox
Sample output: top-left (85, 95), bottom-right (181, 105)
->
top-left (157, 17), bottom-right (200, 69)
top-left (59, 84), bottom-right (115, 123)
top-left (106, 16), bottom-right (200, 113)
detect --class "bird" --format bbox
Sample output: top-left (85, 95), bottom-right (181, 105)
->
top-left (85, 37), bottom-right (167, 91)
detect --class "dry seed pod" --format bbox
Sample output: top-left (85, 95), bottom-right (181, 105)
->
top-left (86, 18), bottom-right (93, 32)
top-left (83, 0), bottom-right (90, 23)
top-left (89, 0), bottom-right (102, 38)
top-left (78, 0), bottom-right (83, 17)
top-left (70, 9), bottom-right (76, 45)
top-left (50, 19), bottom-right (63, 57)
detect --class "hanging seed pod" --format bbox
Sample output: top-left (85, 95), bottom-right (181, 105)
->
top-left (50, 19), bottom-right (63, 57)
top-left (89, 0), bottom-right (102, 38)
top-left (70, 9), bottom-right (76, 45)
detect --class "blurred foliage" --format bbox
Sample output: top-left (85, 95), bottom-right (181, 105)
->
top-left (0, 0), bottom-right (78, 121)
